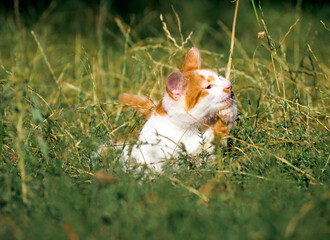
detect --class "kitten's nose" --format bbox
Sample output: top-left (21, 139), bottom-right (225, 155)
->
top-left (222, 82), bottom-right (232, 93)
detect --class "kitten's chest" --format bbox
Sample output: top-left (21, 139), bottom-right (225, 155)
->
top-left (140, 115), bottom-right (214, 154)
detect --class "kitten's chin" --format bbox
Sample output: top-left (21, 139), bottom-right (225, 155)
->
top-left (216, 96), bottom-right (232, 110)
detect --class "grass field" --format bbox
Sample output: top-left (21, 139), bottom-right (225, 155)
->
top-left (0, 1), bottom-right (329, 239)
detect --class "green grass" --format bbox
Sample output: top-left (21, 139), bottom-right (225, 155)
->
top-left (0, 1), bottom-right (329, 239)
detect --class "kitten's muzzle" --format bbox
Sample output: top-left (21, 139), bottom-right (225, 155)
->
top-left (217, 95), bottom-right (232, 104)
top-left (222, 83), bottom-right (232, 94)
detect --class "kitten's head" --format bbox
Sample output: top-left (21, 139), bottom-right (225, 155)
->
top-left (163, 47), bottom-right (234, 120)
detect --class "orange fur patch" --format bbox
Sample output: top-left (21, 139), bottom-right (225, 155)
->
top-left (155, 102), bottom-right (167, 116)
top-left (222, 87), bottom-right (231, 94)
top-left (207, 75), bottom-right (215, 83)
top-left (181, 47), bottom-right (200, 72)
top-left (165, 87), bottom-right (176, 101)
top-left (119, 93), bottom-right (155, 119)
top-left (184, 72), bottom-right (209, 110)
top-left (213, 118), bottom-right (228, 137)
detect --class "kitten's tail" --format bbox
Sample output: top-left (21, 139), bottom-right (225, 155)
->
top-left (119, 93), bottom-right (155, 119)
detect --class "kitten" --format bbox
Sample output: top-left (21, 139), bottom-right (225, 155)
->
top-left (120, 47), bottom-right (237, 171)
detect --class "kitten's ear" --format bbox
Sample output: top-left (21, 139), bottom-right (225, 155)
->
top-left (181, 47), bottom-right (201, 72)
top-left (166, 71), bottom-right (186, 100)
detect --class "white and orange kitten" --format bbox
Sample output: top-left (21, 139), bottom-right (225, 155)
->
top-left (120, 47), bottom-right (237, 171)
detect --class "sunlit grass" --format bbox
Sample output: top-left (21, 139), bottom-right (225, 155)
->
top-left (0, 1), bottom-right (329, 239)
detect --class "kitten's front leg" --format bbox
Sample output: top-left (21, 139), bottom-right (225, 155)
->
top-left (214, 102), bottom-right (237, 146)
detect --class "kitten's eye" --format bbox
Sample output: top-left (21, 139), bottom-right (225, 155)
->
top-left (205, 85), bottom-right (213, 89)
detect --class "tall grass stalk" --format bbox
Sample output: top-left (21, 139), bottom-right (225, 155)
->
top-left (226, 0), bottom-right (239, 80)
